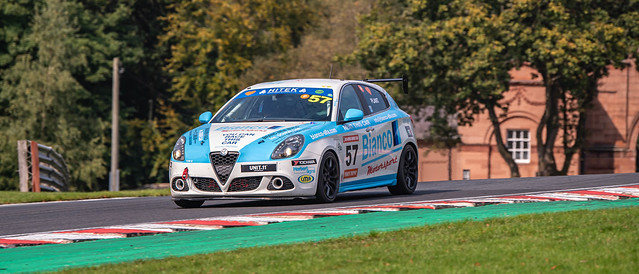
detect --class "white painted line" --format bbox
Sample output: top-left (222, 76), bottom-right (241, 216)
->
top-left (0, 197), bottom-right (138, 208)
top-left (556, 192), bottom-right (620, 200)
top-left (599, 187), bottom-right (639, 196)
top-left (7, 233), bottom-right (122, 241)
top-left (104, 226), bottom-right (175, 233)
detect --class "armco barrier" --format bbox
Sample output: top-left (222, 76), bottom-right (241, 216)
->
top-left (17, 140), bottom-right (70, 192)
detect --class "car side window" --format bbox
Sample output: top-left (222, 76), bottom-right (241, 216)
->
top-left (355, 84), bottom-right (389, 114)
top-left (338, 85), bottom-right (365, 121)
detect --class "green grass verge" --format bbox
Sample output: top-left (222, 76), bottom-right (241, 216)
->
top-left (58, 205), bottom-right (639, 273)
top-left (0, 189), bottom-right (169, 204)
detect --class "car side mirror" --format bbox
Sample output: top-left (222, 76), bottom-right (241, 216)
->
top-left (198, 111), bottom-right (213, 124)
top-left (343, 109), bottom-right (364, 122)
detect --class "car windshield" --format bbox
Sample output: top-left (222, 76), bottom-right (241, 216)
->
top-left (212, 87), bottom-right (333, 123)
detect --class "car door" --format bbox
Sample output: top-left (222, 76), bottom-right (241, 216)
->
top-left (336, 85), bottom-right (368, 188)
top-left (354, 84), bottom-right (401, 182)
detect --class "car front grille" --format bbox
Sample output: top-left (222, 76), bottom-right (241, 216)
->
top-left (228, 177), bottom-right (262, 192)
top-left (192, 177), bottom-right (221, 192)
top-left (210, 152), bottom-right (239, 185)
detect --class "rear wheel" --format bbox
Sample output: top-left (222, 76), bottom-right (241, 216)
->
top-left (388, 145), bottom-right (418, 195)
top-left (174, 199), bottom-right (204, 208)
top-left (315, 152), bottom-right (340, 202)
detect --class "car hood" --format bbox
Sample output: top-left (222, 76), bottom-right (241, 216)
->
top-left (182, 122), bottom-right (334, 163)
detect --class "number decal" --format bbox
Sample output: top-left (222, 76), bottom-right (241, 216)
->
top-left (307, 95), bottom-right (332, 103)
top-left (345, 145), bottom-right (358, 166)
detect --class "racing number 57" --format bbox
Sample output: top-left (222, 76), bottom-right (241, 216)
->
top-left (346, 145), bottom-right (358, 166)
top-left (308, 95), bottom-right (332, 103)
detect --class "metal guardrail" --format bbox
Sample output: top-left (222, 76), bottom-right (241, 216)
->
top-left (17, 140), bottom-right (70, 192)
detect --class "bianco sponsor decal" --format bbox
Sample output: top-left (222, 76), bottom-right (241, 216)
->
top-left (362, 130), bottom-right (393, 160)
top-left (367, 156), bottom-right (398, 175)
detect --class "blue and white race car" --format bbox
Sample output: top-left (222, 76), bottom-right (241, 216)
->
top-left (169, 78), bottom-right (418, 208)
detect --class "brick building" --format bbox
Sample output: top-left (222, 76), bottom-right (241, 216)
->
top-left (418, 60), bottom-right (638, 181)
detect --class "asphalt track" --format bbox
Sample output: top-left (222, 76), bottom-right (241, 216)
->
top-left (2, 173), bottom-right (639, 236)
top-left (1, 198), bottom-right (638, 272)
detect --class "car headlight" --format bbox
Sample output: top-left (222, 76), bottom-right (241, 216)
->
top-left (172, 136), bottom-right (186, 161)
top-left (271, 134), bottom-right (304, 159)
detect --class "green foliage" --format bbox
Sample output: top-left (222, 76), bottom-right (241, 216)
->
top-left (160, 0), bottom-right (315, 115)
top-left (239, 0), bottom-right (374, 85)
top-left (0, 0), bottom-right (172, 190)
top-left (353, 0), bottom-right (520, 176)
top-left (0, 188), bottom-right (169, 204)
top-left (0, 0), bottom-right (107, 190)
top-left (354, 0), bottom-right (639, 177)
top-left (148, 0), bottom-right (317, 182)
top-left (502, 0), bottom-right (639, 175)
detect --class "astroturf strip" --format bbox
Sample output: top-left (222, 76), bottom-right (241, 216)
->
top-left (1, 198), bottom-right (637, 273)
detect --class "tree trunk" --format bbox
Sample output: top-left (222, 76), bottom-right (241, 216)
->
top-left (487, 103), bottom-right (520, 177)
top-left (537, 72), bottom-right (561, 176)
top-left (447, 146), bottom-right (452, 180)
top-left (560, 77), bottom-right (598, 174)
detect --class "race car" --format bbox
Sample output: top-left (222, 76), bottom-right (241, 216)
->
top-left (169, 78), bottom-right (418, 208)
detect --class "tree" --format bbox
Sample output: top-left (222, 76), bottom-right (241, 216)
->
top-left (0, 0), bottom-right (107, 190)
top-left (1, 0), bottom-right (176, 190)
top-left (353, 0), bottom-right (521, 177)
top-left (502, 0), bottom-right (639, 175)
top-left (353, 0), bottom-right (639, 177)
top-left (148, 0), bottom-right (316, 179)
top-left (160, 0), bottom-right (315, 114)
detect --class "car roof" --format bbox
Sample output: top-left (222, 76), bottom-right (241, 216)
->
top-left (243, 79), bottom-right (381, 93)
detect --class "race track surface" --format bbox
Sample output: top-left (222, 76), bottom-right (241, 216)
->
top-left (1, 173), bottom-right (638, 237)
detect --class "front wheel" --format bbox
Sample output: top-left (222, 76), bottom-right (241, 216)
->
top-left (388, 145), bottom-right (418, 195)
top-left (315, 152), bottom-right (340, 202)
top-left (174, 199), bottom-right (204, 208)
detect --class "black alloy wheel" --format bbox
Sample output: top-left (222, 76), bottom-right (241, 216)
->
top-left (174, 199), bottom-right (204, 208)
top-left (388, 145), bottom-right (418, 195)
top-left (315, 152), bottom-right (340, 202)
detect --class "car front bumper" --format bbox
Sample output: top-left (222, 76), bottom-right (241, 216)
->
top-left (169, 157), bottom-right (320, 200)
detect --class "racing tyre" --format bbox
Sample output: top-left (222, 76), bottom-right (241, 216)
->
top-left (388, 145), bottom-right (418, 195)
top-left (174, 199), bottom-right (204, 208)
top-left (315, 152), bottom-right (340, 202)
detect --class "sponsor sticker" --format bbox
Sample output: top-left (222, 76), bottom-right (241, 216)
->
top-left (241, 164), bottom-right (276, 172)
top-left (216, 125), bottom-right (271, 132)
top-left (344, 168), bottom-right (358, 179)
top-left (343, 135), bottom-right (359, 143)
top-left (293, 166), bottom-right (316, 175)
top-left (405, 126), bottom-right (414, 137)
top-left (342, 119), bottom-right (371, 130)
top-left (362, 129), bottom-right (394, 160)
top-left (366, 156), bottom-right (398, 175)
top-left (292, 159), bottom-right (317, 166)
top-left (309, 128), bottom-right (337, 140)
top-left (298, 175), bottom-right (314, 184)
top-left (222, 132), bottom-right (255, 145)
top-left (373, 113), bottom-right (398, 123)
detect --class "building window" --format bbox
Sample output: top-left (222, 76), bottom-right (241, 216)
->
top-left (507, 130), bottom-right (530, 164)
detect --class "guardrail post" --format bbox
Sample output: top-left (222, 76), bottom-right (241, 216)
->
top-left (17, 140), bottom-right (30, 192)
top-left (30, 141), bottom-right (41, 192)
